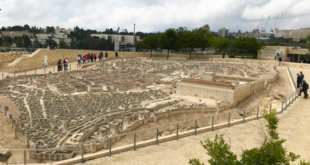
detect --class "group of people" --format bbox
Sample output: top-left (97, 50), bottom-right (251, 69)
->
top-left (56, 51), bottom-right (120, 72)
top-left (77, 51), bottom-right (119, 65)
top-left (57, 58), bottom-right (69, 71)
top-left (297, 71), bottom-right (309, 99)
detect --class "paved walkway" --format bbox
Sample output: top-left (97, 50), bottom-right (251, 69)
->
top-left (74, 96), bottom-right (310, 165)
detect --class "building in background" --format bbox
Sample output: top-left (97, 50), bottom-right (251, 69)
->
top-left (90, 34), bottom-right (141, 51)
top-left (275, 28), bottom-right (310, 42)
top-left (218, 27), bottom-right (229, 37)
top-left (0, 31), bottom-right (34, 38)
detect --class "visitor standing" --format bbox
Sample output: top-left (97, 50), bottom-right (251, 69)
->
top-left (115, 51), bottom-right (118, 58)
top-left (85, 54), bottom-right (89, 63)
top-left (278, 56), bottom-right (282, 66)
top-left (94, 53), bottom-right (97, 62)
top-left (100, 51), bottom-right (103, 61)
top-left (299, 80), bottom-right (309, 99)
top-left (105, 51), bottom-right (108, 58)
top-left (83, 55), bottom-right (86, 64)
top-left (63, 58), bottom-right (68, 70)
top-left (57, 59), bottom-right (62, 71)
top-left (91, 53), bottom-right (94, 62)
top-left (300, 71), bottom-right (304, 81)
top-left (222, 53), bottom-right (225, 58)
top-left (297, 73), bottom-right (302, 88)
top-left (77, 55), bottom-right (81, 65)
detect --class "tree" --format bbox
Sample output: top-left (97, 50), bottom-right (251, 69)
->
top-left (195, 24), bottom-right (213, 54)
top-left (182, 29), bottom-right (197, 59)
top-left (232, 36), bottom-right (263, 59)
top-left (140, 34), bottom-right (159, 58)
top-left (211, 37), bottom-right (231, 54)
top-left (175, 27), bottom-right (187, 53)
top-left (32, 39), bottom-right (42, 48)
top-left (22, 35), bottom-right (32, 47)
top-left (59, 39), bottom-right (67, 49)
top-left (44, 39), bottom-right (57, 48)
top-left (305, 35), bottom-right (310, 55)
top-left (1, 42), bottom-right (11, 47)
top-left (159, 29), bottom-right (178, 60)
top-left (189, 110), bottom-right (306, 165)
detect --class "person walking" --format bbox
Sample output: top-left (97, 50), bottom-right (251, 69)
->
top-left (94, 53), bottom-right (97, 62)
top-left (105, 51), bottom-right (108, 58)
top-left (297, 73), bottom-right (302, 88)
top-left (299, 80), bottom-right (309, 99)
top-left (77, 55), bottom-right (81, 65)
top-left (57, 59), bottom-right (62, 71)
top-left (115, 51), bottom-right (118, 58)
top-left (63, 58), bottom-right (68, 70)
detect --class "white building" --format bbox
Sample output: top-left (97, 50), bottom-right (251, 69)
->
top-left (218, 27), bottom-right (229, 37)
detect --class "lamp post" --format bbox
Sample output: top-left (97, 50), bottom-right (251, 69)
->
top-left (133, 23), bottom-right (136, 52)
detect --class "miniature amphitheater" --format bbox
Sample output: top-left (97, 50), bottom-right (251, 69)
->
top-left (0, 57), bottom-right (280, 163)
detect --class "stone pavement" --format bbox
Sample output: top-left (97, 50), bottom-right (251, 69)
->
top-left (75, 96), bottom-right (310, 165)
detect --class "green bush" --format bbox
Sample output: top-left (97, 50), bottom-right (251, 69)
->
top-left (0, 152), bottom-right (12, 162)
top-left (229, 54), bottom-right (235, 58)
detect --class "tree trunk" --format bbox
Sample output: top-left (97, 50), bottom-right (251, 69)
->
top-left (167, 50), bottom-right (169, 60)
top-left (150, 49), bottom-right (152, 59)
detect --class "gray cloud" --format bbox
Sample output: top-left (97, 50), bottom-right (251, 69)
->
top-left (0, 0), bottom-right (309, 33)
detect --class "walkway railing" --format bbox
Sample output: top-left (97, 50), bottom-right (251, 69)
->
top-left (0, 66), bottom-right (300, 165)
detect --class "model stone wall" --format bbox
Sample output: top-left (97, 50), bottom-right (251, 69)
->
top-left (176, 82), bottom-right (234, 103)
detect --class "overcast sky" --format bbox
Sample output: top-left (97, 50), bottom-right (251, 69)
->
top-left (0, 0), bottom-right (309, 33)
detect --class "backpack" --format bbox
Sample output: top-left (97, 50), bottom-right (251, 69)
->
top-left (306, 83), bottom-right (309, 89)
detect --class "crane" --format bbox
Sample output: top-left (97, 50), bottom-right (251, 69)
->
top-left (261, 15), bottom-right (270, 33)
top-left (257, 15), bottom-right (264, 31)
top-left (275, 13), bottom-right (283, 31)
top-left (271, 15), bottom-right (278, 33)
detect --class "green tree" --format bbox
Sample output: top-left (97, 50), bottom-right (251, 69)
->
top-left (211, 37), bottom-right (231, 54)
top-left (140, 34), bottom-right (159, 58)
top-left (59, 39), bottom-right (67, 49)
top-left (175, 27), bottom-right (187, 53)
top-left (267, 41), bottom-right (288, 46)
top-left (195, 24), bottom-right (213, 54)
top-left (305, 35), bottom-right (310, 55)
top-left (1, 42), bottom-right (11, 47)
top-left (232, 36), bottom-right (263, 59)
top-left (159, 29), bottom-right (178, 60)
top-left (22, 35), bottom-right (32, 47)
top-left (44, 39), bottom-right (57, 48)
top-left (182, 29), bottom-right (197, 59)
top-left (32, 39), bottom-right (42, 48)
top-left (189, 110), bottom-right (305, 165)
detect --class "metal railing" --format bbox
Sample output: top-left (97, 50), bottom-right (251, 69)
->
top-left (0, 66), bottom-right (300, 165)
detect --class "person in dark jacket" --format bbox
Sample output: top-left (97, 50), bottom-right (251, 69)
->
top-left (297, 73), bottom-right (302, 88)
top-left (299, 80), bottom-right (309, 99)
top-left (57, 59), bottom-right (62, 71)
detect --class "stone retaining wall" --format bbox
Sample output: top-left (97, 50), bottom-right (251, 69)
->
top-left (9, 49), bottom-right (224, 69)
top-left (0, 53), bottom-right (22, 63)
